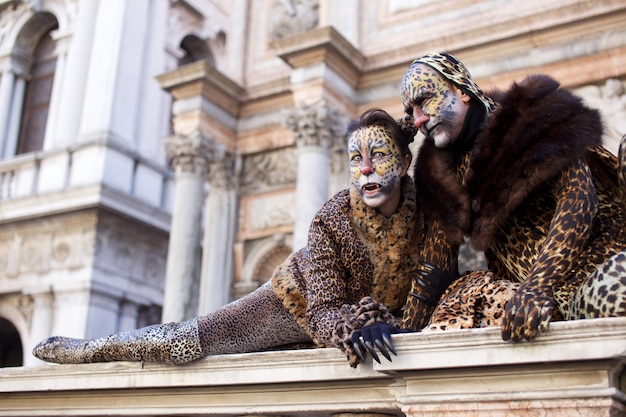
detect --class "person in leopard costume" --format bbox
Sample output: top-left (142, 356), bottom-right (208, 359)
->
top-left (32, 108), bottom-right (457, 368)
top-left (400, 52), bottom-right (626, 342)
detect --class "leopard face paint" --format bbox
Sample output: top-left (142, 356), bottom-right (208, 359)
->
top-left (348, 125), bottom-right (404, 215)
top-left (401, 63), bottom-right (469, 148)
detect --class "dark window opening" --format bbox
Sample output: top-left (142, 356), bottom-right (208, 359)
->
top-left (0, 317), bottom-right (23, 367)
top-left (16, 30), bottom-right (58, 155)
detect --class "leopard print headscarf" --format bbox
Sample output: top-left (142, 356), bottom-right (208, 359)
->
top-left (403, 52), bottom-right (496, 114)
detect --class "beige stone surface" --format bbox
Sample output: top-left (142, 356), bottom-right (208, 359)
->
top-left (1, 317), bottom-right (624, 416)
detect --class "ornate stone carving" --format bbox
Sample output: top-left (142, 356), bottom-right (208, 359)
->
top-left (268, 0), bottom-right (319, 41)
top-left (207, 152), bottom-right (239, 191)
top-left (163, 130), bottom-right (224, 176)
top-left (249, 193), bottom-right (295, 231)
top-left (0, 211), bottom-right (166, 290)
top-left (144, 255), bottom-right (165, 284)
top-left (329, 137), bottom-right (348, 175)
top-left (240, 147), bottom-right (297, 193)
top-left (114, 241), bottom-right (134, 272)
top-left (1, 292), bottom-right (34, 325)
top-left (282, 100), bottom-right (347, 149)
top-left (252, 244), bottom-right (292, 285)
top-left (94, 213), bottom-right (168, 288)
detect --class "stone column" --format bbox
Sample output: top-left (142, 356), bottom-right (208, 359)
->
top-left (3, 76), bottom-right (26, 158)
top-left (198, 153), bottom-right (238, 314)
top-left (41, 34), bottom-right (67, 150)
top-left (162, 131), bottom-right (213, 323)
top-left (26, 291), bottom-right (54, 366)
top-left (284, 100), bottom-right (345, 250)
top-left (48, 0), bottom-right (99, 147)
top-left (0, 68), bottom-right (15, 155)
top-left (156, 61), bottom-right (241, 316)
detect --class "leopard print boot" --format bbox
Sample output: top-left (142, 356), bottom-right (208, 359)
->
top-left (32, 317), bottom-right (203, 365)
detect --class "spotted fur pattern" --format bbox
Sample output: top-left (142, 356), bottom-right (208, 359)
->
top-left (412, 72), bottom-right (626, 340)
top-left (297, 176), bottom-right (422, 347)
top-left (33, 319), bottom-right (204, 364)
top-left (424, 271), bottom-right (519, 331)
top-left (566, 243), bottom-right (626, 319)
top-left (33, 177), bottom-right (429, 366)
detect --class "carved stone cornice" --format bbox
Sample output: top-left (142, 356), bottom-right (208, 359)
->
top-left (163, 131), bottom-right (224, 176)
top-left (282, 100), bottom-right (346, 150)
top-left (272, 26), bottom-right (364, 88)
top-left (156, 60), bottom-right (242, 117)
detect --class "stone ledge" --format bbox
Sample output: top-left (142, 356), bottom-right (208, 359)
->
top-left (1, 317), bottom-right (625, 416)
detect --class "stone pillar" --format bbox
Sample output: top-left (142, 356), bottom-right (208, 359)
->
top-left (198, 153), bottom-right (238, 313)
top-left (0, 68), bottom-right (15, 155)
top-left (156, 61), bottom-right (241, 316)
top-left (26, 292), bottom-right (54, 366)
top-left (3, 76), bottom-right (26, 158)
top-left (273, 27), bottom-right (359, 250)
top-left (161, 131), bottom-right (213, 323)
top-left (41, 34), bottom-right (67, 150)
top-left (284, 100), bottom-right (345, 250)
top-left (48, 0), bottom-right (99, 147)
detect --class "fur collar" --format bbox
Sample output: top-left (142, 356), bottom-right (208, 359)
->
top-left (414, 74), bottom-right (604, 250)
top-left (350, 175), bottom-right (419, 312)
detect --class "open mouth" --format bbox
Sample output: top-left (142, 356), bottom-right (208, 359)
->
top-left (362, 183), bottom-right (382, 195)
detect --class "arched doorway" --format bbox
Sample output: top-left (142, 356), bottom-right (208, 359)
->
top-left (0, 317), bottom-right (23, 367)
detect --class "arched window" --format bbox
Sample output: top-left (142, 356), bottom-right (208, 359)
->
top-left (178, 34), bottom-right (213, 66)
top-left (16, 29), bottom-right (58, 155)
top-left (0, 317), bottom-right (23, 367)
top-left (166, 34), bottom-right (214, 138)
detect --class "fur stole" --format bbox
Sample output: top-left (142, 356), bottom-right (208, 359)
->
top-left (350, 175), bottom-right (421, 313)
top-left (414, 74), bottom-right (604, 250)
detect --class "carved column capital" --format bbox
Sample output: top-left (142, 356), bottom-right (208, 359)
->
top-left (207, 152), bottom-right (239, 191)
top-left (163, 130), bottom-right (225, 177)
top-left (282, 100), bottom-right (346, 150)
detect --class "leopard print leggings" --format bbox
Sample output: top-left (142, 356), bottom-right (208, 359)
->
top-left (197, 281), bottom-right (312, 355)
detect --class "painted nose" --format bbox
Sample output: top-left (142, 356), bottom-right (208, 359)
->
top-left (360, 159), bottom-right (374, 176)
top-left (413, 113), bottom-right (429, 128)
top-left (411, 108), bottom-right (429, 128)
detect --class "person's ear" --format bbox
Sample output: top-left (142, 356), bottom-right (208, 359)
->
top-left (459, 88), bottom-right (472, 103)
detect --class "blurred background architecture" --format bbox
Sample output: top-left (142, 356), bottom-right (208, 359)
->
top-left (0, 0), bottom-right (625, 368)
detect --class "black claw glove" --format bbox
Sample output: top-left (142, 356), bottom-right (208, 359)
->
top-left (350, 322), bottom-right (411, 364)
top-left (411, 259), bottom-right (460, 307)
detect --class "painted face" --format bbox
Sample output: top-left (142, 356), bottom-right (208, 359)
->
top-left (401, 63), bottom-right (470, 148)
top-left (348, 125), bottom-right (405, 216)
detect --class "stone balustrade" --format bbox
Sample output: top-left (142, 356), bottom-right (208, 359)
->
top-left (0, 139), bottom-right (172, 231)
top-left (1, 317), bottom-right (625, 416)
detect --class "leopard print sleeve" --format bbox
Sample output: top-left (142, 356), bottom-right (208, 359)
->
top-left (520, 159), bottom-right (597, 293)
top-left (501, 159), bottom-right (598, 341)
top-left (301, 193), bottom-right (373, 347)
top-left (402, 215), bottom-right (458, 330)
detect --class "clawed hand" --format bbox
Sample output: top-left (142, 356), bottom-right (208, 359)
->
top-left (501, 288), bottom-right (554, 342)
top-left (350, 322), bottom-right (410, 364)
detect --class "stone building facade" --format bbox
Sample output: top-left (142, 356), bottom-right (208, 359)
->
top-left (0, 0), bottom-right (625, 369)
